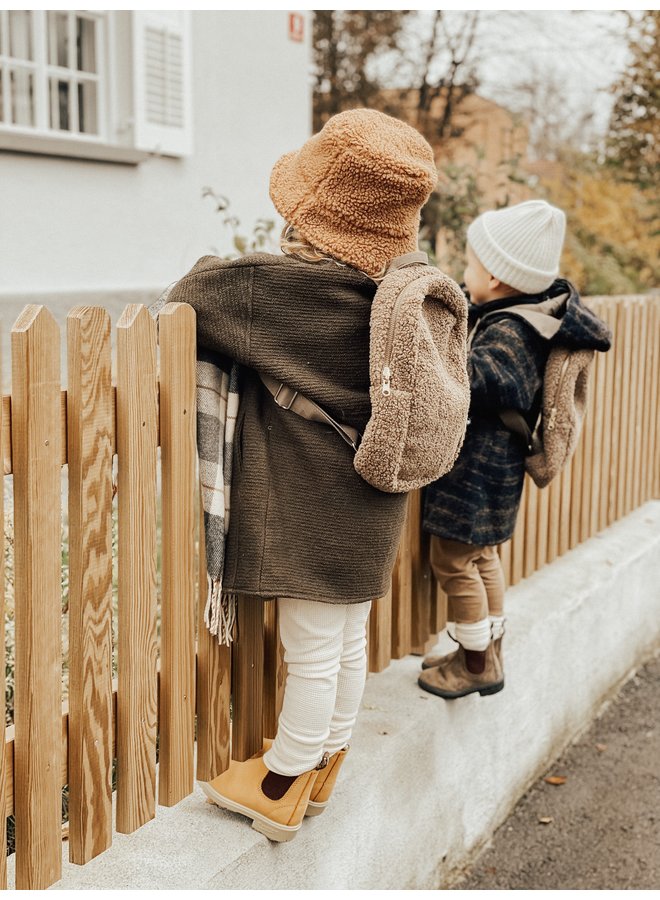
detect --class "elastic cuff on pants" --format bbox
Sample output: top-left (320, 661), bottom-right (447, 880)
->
top-left (455, 618), bottom-right (491, 651)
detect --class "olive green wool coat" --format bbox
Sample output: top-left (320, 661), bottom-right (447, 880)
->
top-left (166, 252), bottom-right (408, 604)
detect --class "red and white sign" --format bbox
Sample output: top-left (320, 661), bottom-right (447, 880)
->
top-left (289, 12), bottom-right (304, 43)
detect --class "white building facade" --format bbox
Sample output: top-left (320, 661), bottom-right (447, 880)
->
top-left (0, 10), bottom-right (312, 300)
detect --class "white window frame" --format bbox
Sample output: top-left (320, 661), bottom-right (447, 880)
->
top-left (0, 10), bottom-right (147, 164)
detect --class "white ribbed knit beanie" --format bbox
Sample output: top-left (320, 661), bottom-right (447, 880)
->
top-left (467, 200), bottom-right (566, 294)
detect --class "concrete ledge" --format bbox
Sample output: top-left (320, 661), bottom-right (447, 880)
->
top-left (9, 502), bottom-right (660, 890)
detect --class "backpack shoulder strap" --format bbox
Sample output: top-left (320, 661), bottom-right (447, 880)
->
top-left (259, 372), bottom-right (362, 452)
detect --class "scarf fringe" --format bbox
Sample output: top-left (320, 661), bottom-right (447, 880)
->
top-left (204, 574), bottom-right (237, 647)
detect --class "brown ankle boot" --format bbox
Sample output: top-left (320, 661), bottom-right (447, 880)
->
top-left (418, 641), bottom-right (504, 699)
top-left (422, 632), bottom-right (504, 671)
top-left (201, 756), bottom-right (319, 842)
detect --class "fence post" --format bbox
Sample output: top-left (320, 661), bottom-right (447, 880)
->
top-left (368, 590), bottom-right (393, 673)
top-left (0, 330), bottom-right (6, 892)
top-left (390, 496), bottom-right (413, 658)
top-left (115, 305), bottom-right (159, 834)
top-left (158, 303), bottom-right (197, 806)
top-left (263, 600), bottom-right (286, 739)
top-left (195, 494), bottom-right (231, 782)
top-left (12, 306), bottom-right (62, 890)
top-left (231, 596), bottom-right (264, 761)
top-left (66, 307), bottom-right (114, 864)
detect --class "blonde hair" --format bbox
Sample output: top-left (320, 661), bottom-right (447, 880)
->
top-left (279, 224), bottom-right (387, 282)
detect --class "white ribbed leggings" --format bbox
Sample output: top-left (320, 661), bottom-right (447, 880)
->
top-left (262, 597), bottom-right (372, 777)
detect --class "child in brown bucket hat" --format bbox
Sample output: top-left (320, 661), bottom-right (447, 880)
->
top-left (163, 108), bottom-right (441, 841)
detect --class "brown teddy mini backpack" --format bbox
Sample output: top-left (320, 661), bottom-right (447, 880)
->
top-left (261, 252), bottom-right (471, 493)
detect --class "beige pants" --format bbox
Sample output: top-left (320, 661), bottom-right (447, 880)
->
top-left (430, 535), bottom-right (505, 625)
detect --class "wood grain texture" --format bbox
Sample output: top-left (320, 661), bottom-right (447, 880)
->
top-left (523, 480), bottom-right (539, 579)
top-left (231, 596), bottom-right (264, 762)
top-left (263, 600), bottom-right (286, 739)
top-left (409, 490), bottom-right (433, 653)
top-left (115, 304), bottom-right (159, 834)
top-left (195, 495), bottom-right (231, 782)
top-left (390, 495), bottom-right (412, 658)
top-left (612, 302), bottom-right (631, 523)
top-left (66, 307), bottom-right (114, 864)
top-left (368, 590), bottom-right (392, 673)
top-left (158, 303), bottom-right (197, 807)
top-left (598, 302), bottom-right (617, 531)
top-left (631, 301), bottom-right (646, 510)
top-left (11, 306), bottom-right (63, 890)
top-left (0, 331), bottom-right (5, 891)
top-left (587, 300), bottom-right (607, 539)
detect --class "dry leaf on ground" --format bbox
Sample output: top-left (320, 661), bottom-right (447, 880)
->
top-left (544, 775), bottom-right (567, 785)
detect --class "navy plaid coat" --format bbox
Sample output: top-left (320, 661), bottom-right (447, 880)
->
top-left (423, 279), bottom-right (611, 546)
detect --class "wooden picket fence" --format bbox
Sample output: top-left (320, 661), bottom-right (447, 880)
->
top-left (0, 293), bottom-right (658, 889)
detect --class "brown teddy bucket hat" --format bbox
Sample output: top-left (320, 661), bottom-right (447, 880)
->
top-left (269, 108), bottom-right (438, 278)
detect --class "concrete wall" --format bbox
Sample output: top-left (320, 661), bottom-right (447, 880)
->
top-left (9, 501), bottom-right (658, 890)
top-left (0, 11), bottom-right (311, 296)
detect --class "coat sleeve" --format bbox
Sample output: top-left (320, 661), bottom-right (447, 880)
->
top-left (468, 317), bottom-right (546, 413)
top-left (164, 255), bottom-right (254, 366)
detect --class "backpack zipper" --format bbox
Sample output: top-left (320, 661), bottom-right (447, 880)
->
top-left (381, 284), bottom-right (413, 395)
top-left (546, 354), bottom-right (571, 432)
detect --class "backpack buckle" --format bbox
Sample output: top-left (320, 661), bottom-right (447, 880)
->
top-left (273, 383), bottom-right (299, 411)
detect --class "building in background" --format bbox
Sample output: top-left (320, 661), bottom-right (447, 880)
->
top-left (0, 10), bottom-right (311, 306)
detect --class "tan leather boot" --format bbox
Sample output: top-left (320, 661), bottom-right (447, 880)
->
top-left (418, 641), bottom-right (504, 699)
top-left (201, 756), bottom-right (319, 841)
top-left (305, 745), bottom-right (349, 816)
top-left (255, 739), bottom-right (348, 815)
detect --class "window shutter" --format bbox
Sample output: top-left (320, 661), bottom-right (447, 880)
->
top-left (132, 10), bottom-right (192, 156)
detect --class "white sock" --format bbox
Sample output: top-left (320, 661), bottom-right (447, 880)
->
top-left (446, 621), bottom-right (457, 642)
top-left (454, 618), bottom-right (491, 651)
top-left (490, 615), bottom-right (505, 641)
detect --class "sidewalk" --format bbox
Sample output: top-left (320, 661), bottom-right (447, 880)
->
top-left (453, 652), bottom-right (660, 890)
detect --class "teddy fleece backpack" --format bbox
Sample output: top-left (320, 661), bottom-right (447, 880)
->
top-left (476, 299), bottom-right (595, 490)
top-left (260, 252), bottom-right (471, 493)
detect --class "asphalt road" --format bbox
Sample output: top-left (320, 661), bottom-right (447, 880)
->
top-left (452, 651), bottom-right (660, 890)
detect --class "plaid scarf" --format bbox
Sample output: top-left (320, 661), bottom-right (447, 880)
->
top-left (149, 286), bottom-right (240, 646)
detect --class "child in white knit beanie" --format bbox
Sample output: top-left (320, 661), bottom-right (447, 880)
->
top-left (419, 199), bottom-right (610, 699)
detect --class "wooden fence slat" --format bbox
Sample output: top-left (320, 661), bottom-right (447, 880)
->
top-left (66, 307), bottom-right (114, 864)
top-left (263, 600), bottom-right (286, 739)
top-left (0, 331), bottom-right (6, 892)
top-left (390, 496), bottom-right (413, 658)
top-left (11, 306), bottom-right (62, 890)
top-left (158, 303), bottom-right (197, 807)
top-left (640, 297), bottom-right (660, 503)
top-left (599, 302), bottom-right (617, 531)
top-left (609, 299), bottom-right (632, 524)
top-left (650, 300), bottom-right (660, 499)
top-left (194, 494), bottom-right (231, 782)
top-left (115, 304), bottom-right (159, 834)
top-left (632, 301), bottom-right (646, 510)
top-left (523, 480), bottom-right (539, 578)
top-left (625, 300), bottom-right (639, 511)
top-left (510, 476), bottom-right (528, 585)
top-left (585, 299), bottom-right (605, 541)
top-left (231, 597), bottom-right (264, 762)
top-left (558, 452), bottom-right (573, 558)
top-left (368, 591), bottom-right (393, 673)
top-left (409, 490), bottom-right (433, 654)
